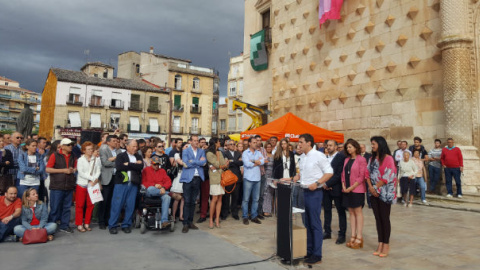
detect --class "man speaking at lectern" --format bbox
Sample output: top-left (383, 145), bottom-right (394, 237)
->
top-left (292, 133), bottom-right (333, 265)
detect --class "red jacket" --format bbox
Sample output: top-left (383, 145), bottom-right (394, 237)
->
top-left (141, 166), bottom-right (172, 190)
top-left (441, 147), bottom-right (463, 168)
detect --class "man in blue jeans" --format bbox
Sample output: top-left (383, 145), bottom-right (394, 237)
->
top-left (241, 137), bottom-right (264, 225)
top-left (46, 138), bottom-right (77, 233)
top-left (293, 134), bottom-right (333, 265)
top-left (180, 135), bottom-right (206, 233)
top-left (427, 139), bottom-right (443, 194)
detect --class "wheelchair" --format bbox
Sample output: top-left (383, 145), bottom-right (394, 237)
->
top-left (134, 186), bottom-right (175, 234)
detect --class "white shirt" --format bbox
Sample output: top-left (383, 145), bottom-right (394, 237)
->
top-left (326, 151), bottom-right (338, 164)
top-left (192, 148), bottom-right (199, 176)
top-left (127, 153), bottom-right (137, 180)
top-left (299, 149), bottom-right (333, 187)
top-left (21, 155), bottom-right (40, 186)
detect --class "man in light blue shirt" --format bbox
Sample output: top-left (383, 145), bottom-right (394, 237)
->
top-left (241, 137), bottom-right (264, 225)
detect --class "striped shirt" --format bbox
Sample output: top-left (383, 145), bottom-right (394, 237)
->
top-left (4, 144), bottom-right (21, 178)
top-left (428, 148), bottom-right (442, 168)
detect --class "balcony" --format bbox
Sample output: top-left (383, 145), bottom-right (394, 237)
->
top-left (127, 124), bottom-right (142, 133)
top-left (190, 127), bottom-right (201, 135)
top-left (173, 105), bottom-right (184, 112)
top-left (9, 106), bottom-right (22, 112)
top-left (23, 97), bottom-right (39, 104)
top-left (146, 125), bottom-right (161, 134)
top-left (109, 100), bottom-right (124, 110)
top-left (89, 122), bottom-right (104, 129)
top-left (0, 116), bottom-right (16, 122)
top-left (63, 119), bottom-right (83, 128)
top-left (173, 87), bottom-right (184, 92)
top-left (66, 95), bottom-right (83, 106)
top-left (89, 97), bottom-right (104, 108)
top-left (0, 104), bottom-right (9, 112)
top-left (191, 88), bottom-right (201, 94)
top-left (128, 102), bottom-right (143, 112)
top-left (190, 105), bottom-right (202, 114)
top-left (107, 123), bottom-right (124, 131)
top-left (172, 126), bottom-right (183, 134)
top-left (0, 94), bottom-right (11, 100)
top-left (147, 104), bottom-right (161, 113)
top-left (212, 109), bottom-right (218, 115)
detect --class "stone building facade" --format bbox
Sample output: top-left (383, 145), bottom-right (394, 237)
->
top-left (227, 55), bottom-right (245, 134)
top-left (243, 0), bottom-right (480, 193)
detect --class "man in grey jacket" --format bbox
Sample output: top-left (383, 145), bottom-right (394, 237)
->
top-left (97, 135), bottom-right (120, 230)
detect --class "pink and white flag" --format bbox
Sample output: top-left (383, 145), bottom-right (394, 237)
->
top-left (318, 0), bottom-right (344, 27)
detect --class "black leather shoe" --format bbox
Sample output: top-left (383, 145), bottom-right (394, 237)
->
top-left (109, 228), bottom-right (118, 234)
top-left (122, 227), bottom-right (131, 233)
top-left (251, 217), bottom-right (262, 224)
top-left (336, 236), bottom-right (346, 244)
top-left (304, 254), bottom-right (312, 260)
top-left (182, 225), bottom-right (189, 233)
top-left (232, 215), bottom-right (240, 220)
top-left (323, 234), bottom-right (331, 240)
top-left (189, 223), bottom-right (199, 230)
top-left (220, 216), bottom-right (227, 220)
top-left (196, 217), bottom-right (206, 223)
top-left (304, 255), bottom-right (322, 265)
top-left (257, 214), bottom-right (265, 220)
top-left (243, 218), bottom-right (249, 225)
top-left (99, 224), bottom-right (106, 230)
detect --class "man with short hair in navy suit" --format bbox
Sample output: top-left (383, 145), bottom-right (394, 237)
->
top-left (180, 135), bottom-right (206, 233)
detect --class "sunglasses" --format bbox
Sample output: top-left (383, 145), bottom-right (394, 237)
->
top-left (157, 145), bottom-right (164, 148)
top-left (66, 143), bottom-right (74, 146)
top-left (16, 137), bottom-right (24, 139)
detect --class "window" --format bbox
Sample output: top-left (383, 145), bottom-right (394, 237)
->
top-left (148, 96), bottom-right (159, 112)
top-left (94, 74), bottom-right (98, 78)
top-left (192, 97), bottom-right (199, 108)
top-left (130, 94), bottom-right (140, 110)
top-left (111, 92), bottom-right (123, 108)
top-left (129, 116), bottom-right (140, 132)
top-left (90, 90), bottom-right (102, 106)
top-left (68, 87), bottom-right (82, 105)
top-left (173, 116), bottom-right (181, 133)
top-left (233, 66), bottom-right (239, 77)
top-left (135, 64), bottom-right (140, 74)
top-left (110, 113), bottom-right (120, 130)
top-left (238, 80), bottom-right (244, 95)
top-left (68, 112), bottom-right (81, 127)
top-left (149, 118), bottom-right (159, 133)
top-left (90, 113), bottom-right (101, 128)
top-left (229, 82), bottom-right (236, 96)
top-left (193, 77), bottom-right (200, 90)
top-left (228, 116), bottom-right (236, 131)
top-left (220, 119), bottom-right (226, 131)
top-left (174, 75), bottom-right (182, 89)
top-left (237, 115), bottom-right (243, 130)
top-left (174, 95), bottom-right (182, 110)
top-left (192, 118), bottom-right (199, 134)
top-left (103, 69), bottom-right (108, 78)
top-left (4, 82), bottom-right (8, 86)
top-left (261, 9), bottom-right (272, 45)
top-left (212, 121), bottom-right (217, 134)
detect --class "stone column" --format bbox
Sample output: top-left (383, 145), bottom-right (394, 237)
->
top-left (438, 0), bottom-right (473, 146)
top-left (438, 0), bottom-right (480, 194)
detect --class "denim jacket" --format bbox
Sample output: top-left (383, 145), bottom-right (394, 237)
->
top-left (17, 151), bottom-right (46, 181)
top-left (21, 202), bottom-right (49, 229)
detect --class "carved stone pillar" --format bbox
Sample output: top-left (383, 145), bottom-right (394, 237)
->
top-left (438, 0), bottom-right (473, 145)
top-left (438, 0), bottom-right (480, 193)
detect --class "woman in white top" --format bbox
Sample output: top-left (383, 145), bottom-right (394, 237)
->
top-left (75, 141), bottom-right (101, 232)
top-left (170, 143), bottom-right (188, 222)
top-left (398, 151), bottom-right (417, 207)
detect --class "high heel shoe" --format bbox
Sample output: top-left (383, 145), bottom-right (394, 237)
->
top-left (351, 238), bottom-right (363, 249)
top-left (373, 251), bottom-right (381, 256)
top-left (379, 253), bottom-right (388, 257)
top-left (346, 236), bottom-right (356, 248)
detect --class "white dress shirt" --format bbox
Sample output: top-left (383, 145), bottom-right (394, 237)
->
top-left (299, 149), bottom-right (333, 187)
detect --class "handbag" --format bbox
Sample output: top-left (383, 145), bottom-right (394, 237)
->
top-left (221, 170), bottom-right (238, 194)
top-left (22, 228), bottom-right (48, 245)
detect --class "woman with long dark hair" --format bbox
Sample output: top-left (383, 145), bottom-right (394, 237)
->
top-left (341, 139), bottom-right (367, 249)
top-left (367, 136), bottom-right (397, 257)
top-left (0, 136), bottom-right (14, 195)
top-left (206, 138), bottom-right (229, 229)
top-left (273, 138), bottom-right (296, 181)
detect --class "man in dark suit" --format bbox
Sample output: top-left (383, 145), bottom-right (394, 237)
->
top-left (323, 140), bottom-right (347, 244)
top-left (221, 139), bottom-right (243, 220)
top-left (360, 144), bottom-right (372, 208)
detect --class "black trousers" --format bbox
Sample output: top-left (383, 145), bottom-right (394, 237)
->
top-left (98, 177), bottom-right (115, 226)
top-left (323, 191), bottom-right (347, 237)
top-left (221, 181), bottom-right (241, 218)
top-left (370, 196), bottom-right (391, 244)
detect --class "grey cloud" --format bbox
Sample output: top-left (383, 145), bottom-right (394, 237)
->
top-left (0, 0), bottom-right (245, 98)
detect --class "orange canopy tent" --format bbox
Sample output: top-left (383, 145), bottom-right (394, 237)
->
top-left (240, 112), bottom-right (344, 143)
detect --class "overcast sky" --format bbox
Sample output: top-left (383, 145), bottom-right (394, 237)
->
top-left (0, 0), bottom-right (244, 99)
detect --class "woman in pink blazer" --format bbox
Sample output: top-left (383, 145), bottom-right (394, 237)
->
top-left (341, 139), bottom-right (367, 249)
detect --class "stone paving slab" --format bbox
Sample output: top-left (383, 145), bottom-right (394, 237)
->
top-left (200, 203), bottom-right (480, 269)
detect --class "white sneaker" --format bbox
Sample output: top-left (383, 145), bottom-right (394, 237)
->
top-left (408, 203), bottom-right (413, 207)
top-left (422, 200), bottom-right (429, 205)
top-left (457, 195), bottom-right (463, 198)
top-left (446, 194), bottom-right (453, 198)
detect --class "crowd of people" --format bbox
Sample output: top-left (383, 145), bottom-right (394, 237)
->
top-left (0, 131), bottom-right (464, 265)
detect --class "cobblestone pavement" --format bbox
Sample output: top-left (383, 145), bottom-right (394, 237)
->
top-left (201, 202), bottom-right (480, 269)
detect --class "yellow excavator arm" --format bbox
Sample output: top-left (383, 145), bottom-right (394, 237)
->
top-left (226, 98), bottom-right (271, 131)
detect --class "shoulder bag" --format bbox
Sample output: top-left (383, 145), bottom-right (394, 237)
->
top-left (218, 152), bottom-right (238, 193)
top-left (22, 228), bottom-right (48, 245)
